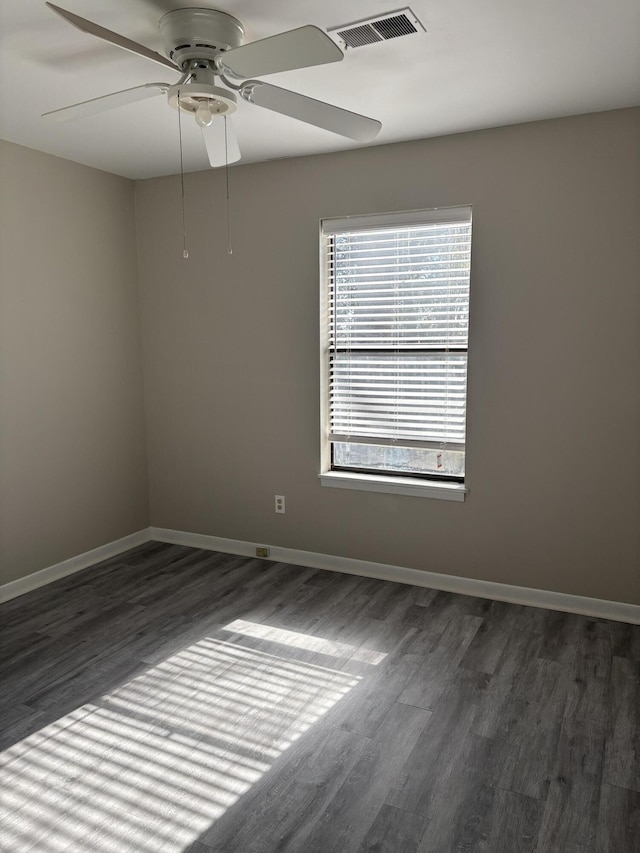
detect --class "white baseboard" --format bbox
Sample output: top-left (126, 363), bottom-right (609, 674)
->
top-left (150, 526), bottom-right (640, 625)
top-left (2, 525), bottom-right (638, 625)
top-left (0, 529), bottom-right (151, 604)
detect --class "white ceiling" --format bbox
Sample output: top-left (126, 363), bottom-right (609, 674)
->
top-left (1, 0), bottom-right (638, 179)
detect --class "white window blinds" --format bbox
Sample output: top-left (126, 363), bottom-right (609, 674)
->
top-left (322, 207), bottom-right (471, 470)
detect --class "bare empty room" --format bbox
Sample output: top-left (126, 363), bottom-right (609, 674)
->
top-left (1, 1), bottom-right (639, 851)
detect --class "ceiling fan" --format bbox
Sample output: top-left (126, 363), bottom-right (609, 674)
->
top-left (42, 3), bottom-right (382, 167)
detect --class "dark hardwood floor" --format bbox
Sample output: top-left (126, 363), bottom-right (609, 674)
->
top-left (1, 541), bottom-right (638, 852)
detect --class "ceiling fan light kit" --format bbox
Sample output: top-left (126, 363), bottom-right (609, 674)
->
top-left (42, 3), bottom-right (382, 169)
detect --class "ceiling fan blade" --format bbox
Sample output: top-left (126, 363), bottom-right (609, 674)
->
top-left (42, 83), bottom-right (168, 122)
top-left (46, 3), bottom-right (178, 72)
top-left (240, 81), bottom-right (381, 142)
top-left (219, 25), bottom-right (342, 79)
top-left (201, 117), bottom-right (241, 168)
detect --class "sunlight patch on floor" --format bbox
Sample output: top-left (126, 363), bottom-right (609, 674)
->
top-left (0, 633), bottom-right (364, 852)
top-left (224, 619), bottom-right (388, 665)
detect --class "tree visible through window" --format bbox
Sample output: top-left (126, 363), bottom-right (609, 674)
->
top-left (321, 206), bottom-right (472, 482)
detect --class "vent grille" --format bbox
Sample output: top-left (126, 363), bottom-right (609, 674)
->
top-left (330, 8), bottom-right (424, 50)
top-left (337, 24), bottom-right (382, 49)
top-left (373, 14), bottom-right (418, 40)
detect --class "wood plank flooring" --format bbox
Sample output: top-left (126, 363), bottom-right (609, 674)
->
top-left (1, 541), bottom-right (638, 852)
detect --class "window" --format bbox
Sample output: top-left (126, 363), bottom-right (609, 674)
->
top-left (320, 206), bottom-right (472, 499)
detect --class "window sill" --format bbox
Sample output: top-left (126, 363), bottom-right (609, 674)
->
top-left (319, 471), bottom-right (467, 501)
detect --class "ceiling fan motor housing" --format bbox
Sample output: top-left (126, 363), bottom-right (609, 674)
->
top-left (160, 8), bottom-right (245, 67)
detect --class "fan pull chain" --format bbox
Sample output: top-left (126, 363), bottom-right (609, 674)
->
top-left (177, 90), bottom-right (189, 259)
top-left (224, 116), bottom-right (232, 255)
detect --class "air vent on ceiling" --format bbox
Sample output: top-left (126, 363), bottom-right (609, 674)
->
top-left (329, 8), bottom-right (425, 50)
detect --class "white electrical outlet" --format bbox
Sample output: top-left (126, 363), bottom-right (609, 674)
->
top-left (275, 494), bottom-right (285, 513)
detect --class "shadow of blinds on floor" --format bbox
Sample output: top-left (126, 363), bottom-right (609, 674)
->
top-left (0, 631), bottom-right (366, 852)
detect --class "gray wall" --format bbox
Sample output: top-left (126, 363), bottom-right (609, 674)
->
top-left (0, 141), bottom-right (149, 585)
top-left (2, 110), bottom-right (638, 604)
top-left (135, 108), bottom-right (640, 605)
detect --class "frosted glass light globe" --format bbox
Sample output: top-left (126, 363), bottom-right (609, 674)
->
top-left (195, 101), bottom-right (214, 127)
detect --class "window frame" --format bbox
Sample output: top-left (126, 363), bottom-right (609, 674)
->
top-left (319, 205), bottom-right (472, 501)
